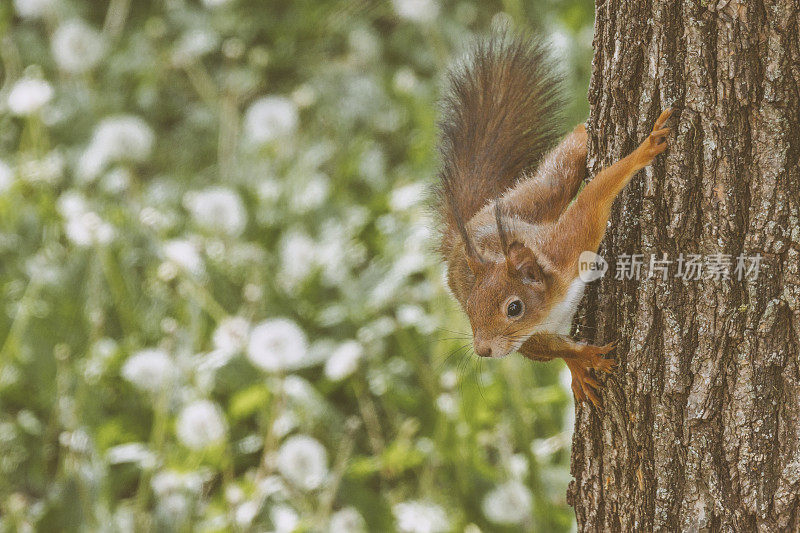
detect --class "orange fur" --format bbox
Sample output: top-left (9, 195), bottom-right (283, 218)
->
top-left (435, 36), bottom-right (672, 408)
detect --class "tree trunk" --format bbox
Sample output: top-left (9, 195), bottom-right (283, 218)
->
top-left (568, 1), bottom-right (800, 531)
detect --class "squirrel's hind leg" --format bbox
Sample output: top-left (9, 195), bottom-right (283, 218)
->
top-left (502, 124), bottom-right (588, 224)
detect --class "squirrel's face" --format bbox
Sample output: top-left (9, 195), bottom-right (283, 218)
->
top-left (465, 241), bottom-right (551, 358)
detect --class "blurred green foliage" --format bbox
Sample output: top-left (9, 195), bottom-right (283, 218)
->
top-left (0, 0), bottom-right (593, 531)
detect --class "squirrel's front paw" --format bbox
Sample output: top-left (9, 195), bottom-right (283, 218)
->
top-left (633, 108), bottom-right (672, 168)
top-left (565, 359), bottom-right (604, 408)
top-left (581, 342), bottom-right (616, 373)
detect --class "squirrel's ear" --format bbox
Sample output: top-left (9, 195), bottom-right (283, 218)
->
top-left (506, 242), bottom-right (544, 283)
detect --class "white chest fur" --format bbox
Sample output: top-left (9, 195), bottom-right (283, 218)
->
top-left (530, 278), bottom-right (586, 335)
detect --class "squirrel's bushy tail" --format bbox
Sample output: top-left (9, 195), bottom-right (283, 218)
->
top-left (436, 34), bottom-right (564, 241)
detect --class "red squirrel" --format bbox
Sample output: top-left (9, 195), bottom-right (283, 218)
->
top-left (435, 36), bottom-right (671, 407)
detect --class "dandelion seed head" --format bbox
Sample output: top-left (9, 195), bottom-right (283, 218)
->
top-left (80, 115), bottom-right (154, 179)
top-left (435, 393), bottom-right (457, 418)
top-left (0, 160), bottom-right (14, 194)
top-left (106, 442), bottom-right (156, 468)
top-left (390, 182), bottom-right (425, 211)
top-left (51, 20), bottom-right (105, 73)
top-left (481, 480), bottom-right (533, 525)
top-left (176, 400), bottom-right (227, 450)
top-left (279, 231), bottom-right (317, 287)
top-left (163, 239), bottom-right (204, 276)
top-left (201, 0), bottom-right (233, 7)
top-left (329, 507), bottom-right (366, 532)
top-left (247, 318), bottom-right (308, 372)
top-left (212, 316), bottom-right (250, 355)
top-left (121, 349), bottom-right (174, 392)
top-left (324, 340), bottom-right (364, 381)
top-left (291, 174), bottom-right (329, 213)
top-left (234, 500), bottom-right (260, 527)
top-left (101, 167), bottom-right (132, 193)
top-left (391, 0), bottom-right (439, 23)
top-left (276, 435), bottom-right (328, 491)
top-left (18, 151), bottom-right (64, 185)
top-left (271, 411), bottom-right (297, 439)
top-left (152, 469), bottom-right (209, 497)
top-left (256, 475), bottom-right (286, 499)
top-left (244, 96), bottom-right (298, 144)
top-left (65, 211), bottom-right (114, 247)
top-left (13, 0), bottom-right (54, 19)
top-left (7, 77), bottom-right (53, 116)
top-left (270, 504), bottom-right (300, 533)
top-left (172, 29), bottom-right (219, 65)
top-left (392, 500), bottom-right (449, 533)
top-left (184, 187), bottom-right (247, 236)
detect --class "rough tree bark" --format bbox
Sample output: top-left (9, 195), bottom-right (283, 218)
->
top-left (567, 1), bottom-right (800, 531)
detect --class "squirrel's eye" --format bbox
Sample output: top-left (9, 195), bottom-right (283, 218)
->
top-left (506, 299), bottom-right (524, 318)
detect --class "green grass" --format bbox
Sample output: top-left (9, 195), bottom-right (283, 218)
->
top-left (0, 0), bottom-right (592, 530)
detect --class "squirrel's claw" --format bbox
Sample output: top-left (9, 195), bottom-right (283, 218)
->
top-left (633, 109), bottom-right (673, 168)
top-left (569, 366), bottom-right (602, 409)
top-left (580, 341), bottom-right (617, 373)
top-left (566, 343), bottom-right (618, 409)
top-left (653, 107), bottom-right (673, 130)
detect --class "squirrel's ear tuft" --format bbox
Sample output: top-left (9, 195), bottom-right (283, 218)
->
top-left (467, 254), bottom-right (487, 276)
top-left (506, 242), bottom-right (544, 283)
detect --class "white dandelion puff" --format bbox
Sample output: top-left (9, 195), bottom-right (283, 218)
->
top-left (439, 370), bottom-right (457, 389)
top-left (212, 316), bottom-right (250, 355)
top-left (172, 28), bottom-right (219, 66)
top-left (151, 469), bottom-right (208, 497)
top-left (175, 400), bottom-right (227, 450)
top-left (290, 174), bottom-right (329, 213)
top-left (18, 150), bottom-right (64, 185)
top-left (106, 442), bottom-right (156, 468)
top-left (329, 507), bottom-right (366, 532)
top-left (256, 475), bottom-right (286, 499)
top-left (393, 67), bottom-right (418, 93)
top-left (435, 393), bottom-right (457, 418)
top-left (243, 96), bottom-right (298, 145)
top-left (0, 160), bottom-right (14, 194)
top-left (279, 231), bottom-right (317, 287)
top-left (270, 505), bottom-right (300, 533)
top-left (13, 0), bottom-right (55, 19)
top-left (276, 435), bottom-right (328, 491)
top-left (7, 77), bottom-right (53, 116)
top-left (392, 500), bottom-right (449, 533)
top-left (324, 340), bottom-right (364, 381)
top-left (247, 318), bottom-right (308, 372)
top-left (79, 115), bottom-right (155, 179)
top-left (121, 349), bottom-right (174, 393)
top-left (51, 20), bottom-right (106, 73)
top-left (64, 211), bottom-right (115, 247)
top-left (101, 167), bottom-right (132, 194)
top-left (481, 480), bottom-right (533, 526)
top-left (234, 501), bottom-right (260, 527)
top-left (184, 187), bottom-right (247, 236)
top-left (389, 182), bottom-right (425, 211)
top-left (391, 0), bottom-right (440, 23)
top-left (163, 239), bottom-right (204, 276)
top-left (58, 191), bottom-right (112, 246)
top-left (508, 454), bottom-right (529, 479)
top-left (397, 304), bottom-right (426, 327)
top-left (271, 411), bottom-right (297, 439)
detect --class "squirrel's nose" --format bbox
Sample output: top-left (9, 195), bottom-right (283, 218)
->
top-left (475, 341), bottom-right (493, 358)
